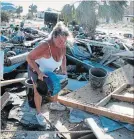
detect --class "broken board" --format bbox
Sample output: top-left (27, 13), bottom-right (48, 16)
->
top-left (41, 103), bottom-right (78, 139)
top-left (57, 64), bottom-right (134, 124)
top-left (103, 64), bottom-right (134, 95)
top-left (62, 83), bottom-right (107, 105)
top-left (111, 86), bottom-right (134, 103)
top-left (0, 92), bottom-right (10, 110)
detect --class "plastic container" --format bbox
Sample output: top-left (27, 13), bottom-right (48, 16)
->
top-left (25, 79), bottom-right (35, 108)
top-left (89, 67), bottom-right (107, 88)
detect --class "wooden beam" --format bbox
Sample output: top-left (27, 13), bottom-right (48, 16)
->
top-left (85, 118), bottom-right (112, 139)
top-left (111, 94), bottom-right (134, 103)
top-left (57, 96), bottom-right (134, 124)
top-left (0, 92), bottom-right (10, 110)
top-left (95, 84), bottom-right (128, 107)
top-left (1, 78), bottom-right (26, 87)
top-left (128, 87), bottom-right (134, 93)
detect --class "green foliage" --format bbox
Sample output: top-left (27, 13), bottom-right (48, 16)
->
top-left (61, 4), bottom-right (75, 25)
top-left (98, 1), bottom-right (128, 23)
top-left (75, 1), bottom-right (98, 37)
top-left (98, 1), bottom-right (110, 23)
top-left (16, 6), bottom-right (23, 17)
top-left (29, 4), bottom-right (37, 16)
top-left (130, 18), bottom-right (134, 23)
top-left (61, 1), bottom-right (98, 37)
top-left (1, 11), bottom-right (10, 22)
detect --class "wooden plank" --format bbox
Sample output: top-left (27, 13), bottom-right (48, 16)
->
top-left (62, 82), bottom-right (107, 105)
top-left (103, 64), bottom-right (134, 95)
top-left (85, 118), bottom-right (112, 139)
top-left (57, 96), bottom-right (134, 124)
top-left (128, 87), bottom-right (134, 93)
top-left (1, 78), bottom-right (26, 87)
top-left (0, 92), bottom-right (10, 110)
top-left (96, 84), bottom-right (128, 107)
top-left (111, 94), bottom-right (134, 103)
top-left (41, 103), bottom-right (77, 139)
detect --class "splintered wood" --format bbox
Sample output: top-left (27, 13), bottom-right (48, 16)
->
top-left (57, 64), bottom-right (134, 124)
top-left (105, 101), bottom-right (134, 116)
top-left (103, 64), bottom-right (134, 95)
top-left (41, 103), bottom-right (78, 139)
top-left (111, 86), bottom-right (134, 103)
top-left (63, 83), bottom-right (107, 105)
top-left (57, 96), bottom-right (134, 124)
top-left (1, 92), bottom-right (10, 110)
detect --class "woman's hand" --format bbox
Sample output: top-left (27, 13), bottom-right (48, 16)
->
top-left (38, 72), bottom-right (48, 81)
top-left (61, 71), bottom-right (67, 75)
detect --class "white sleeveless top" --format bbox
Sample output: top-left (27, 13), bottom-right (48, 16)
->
top-left (35, 42), bottom-right (62, 73)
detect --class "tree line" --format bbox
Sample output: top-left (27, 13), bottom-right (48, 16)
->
top-left (1, 1), bottom-right (128, 38)
top-left (61, 1), bottom-right (128, 37)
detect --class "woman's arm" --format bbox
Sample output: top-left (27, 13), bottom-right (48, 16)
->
top-left (61, 48), bottom-right (67, 75)
top-left (26, 42), bottom-right (48, 76)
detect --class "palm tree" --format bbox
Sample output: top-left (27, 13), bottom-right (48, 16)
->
top-left (98, 1), bottom-right (128, 23)
top-left (109, 1), bottom-right (128, 23)
top-left (61, 4), bottom-right (75, 25)
top-left (16, 6), bottom-right (23, 17)
top-left (29, 4), bottom-right (37, 16)
top-left (76, 1), bottom-right (98, 38)
top-left (98, 1), bottom-right (110, 23)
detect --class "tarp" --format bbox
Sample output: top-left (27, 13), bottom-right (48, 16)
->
top-left (0, 35), bottom-right (9, 42)
top-left (69, 109), bottom-right (134, 133)
top-left (1, 2), bottom-right (14, 6)
top-left (83, 60), bottom-right (114, 72)
top-left (69, 43), bottom-right (91, 60)
top-left (1, 5), bottom-right (16, 11)
top-left (67, 79), bottom-right (88, 91)
top-left (4, 62), bottom-right (24, 74)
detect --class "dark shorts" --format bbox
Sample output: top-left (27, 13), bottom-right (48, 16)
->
top-left (28, 65), bottom-right (38, 84)
top-left (27, 65), bottom-right (67, 96)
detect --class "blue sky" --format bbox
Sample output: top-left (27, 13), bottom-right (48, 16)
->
top-left (2, 0), bottom-right (76, 14)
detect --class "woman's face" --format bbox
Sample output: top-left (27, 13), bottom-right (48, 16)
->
top-left (53, 35), bottom-right (67, 48)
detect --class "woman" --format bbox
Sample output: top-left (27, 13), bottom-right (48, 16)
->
top-left (27, 22), bottom-right (72, 126)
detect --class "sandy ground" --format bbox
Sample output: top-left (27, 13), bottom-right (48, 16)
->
top-left (8, 18), bottom-right (133, 35)
top-left (97, 23), bottom-right (133, 35)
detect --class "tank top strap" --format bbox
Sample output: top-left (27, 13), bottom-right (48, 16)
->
top-left (46, 42), bottom-right (52, 57)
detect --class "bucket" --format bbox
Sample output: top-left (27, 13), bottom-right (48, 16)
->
top-left (25, 79), bottom-right (35, 108)
top-left (89, 67), bottom-right (107, 88)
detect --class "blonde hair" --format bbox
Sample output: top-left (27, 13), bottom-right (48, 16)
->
top-left (50, 21), bottom-right (72, 38)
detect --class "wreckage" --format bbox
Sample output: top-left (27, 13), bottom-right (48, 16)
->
top-left (1, 22), bottom-right (134, 139)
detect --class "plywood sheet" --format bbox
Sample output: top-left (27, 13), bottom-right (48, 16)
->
top-left (105, 101), bottom-right (134, 116)
top-left (111, 87), bottom-right (134, 102)
top-left (121, 91), bottom-right (134, 97)
top-left (58, 96), bottom-right (134, 124)
top-left (62, 83), bottom-right (107, 105)
top-left (116, 87), bottom-right (134, 97)
top-left (103, 64), bottom-right (134, 95)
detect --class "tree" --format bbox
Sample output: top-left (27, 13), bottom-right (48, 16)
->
top-left (98, 1), bottom-right (128, 23)
top-left (61, 4), bottom-right (75, 25)
top-left (75, 1), bottom-right (98, 38)
top-left (16, 6), bottom-right (23, 17)
top-left (1, 11), bottom-right (10, 22)
top-left (98, 1), bottom-right (110, 23)
top-left (29, 4), bottom-right (37, 16)
top-left (109, 1), bottom-right (127, 23)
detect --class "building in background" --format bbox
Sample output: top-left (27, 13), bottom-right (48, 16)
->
top-left (123, 1), bottom-right (134, 23)
top-left (37, 11), bottom-right (44, 19)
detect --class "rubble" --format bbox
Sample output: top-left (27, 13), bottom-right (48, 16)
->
top-left (1, 17), bottom-right (134, 139)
